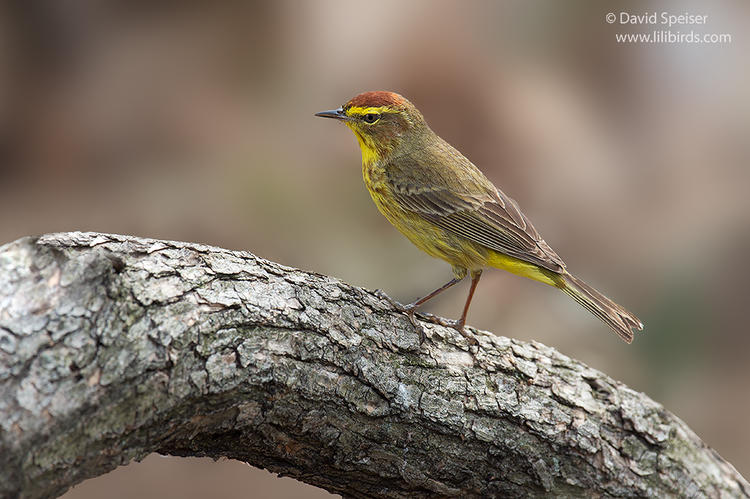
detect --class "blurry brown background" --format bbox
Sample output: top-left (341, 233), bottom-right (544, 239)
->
top-left (1, 1), bottom-right (748, 497)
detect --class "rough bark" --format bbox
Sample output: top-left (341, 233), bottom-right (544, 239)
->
top-left (0, 232), bottom-right (747, 499)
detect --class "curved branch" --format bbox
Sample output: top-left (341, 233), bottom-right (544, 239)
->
top-left (0, 232), bottom-right (746, 498)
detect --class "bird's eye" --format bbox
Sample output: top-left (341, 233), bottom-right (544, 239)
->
top-left (363, 113), bottom-right (380, 124)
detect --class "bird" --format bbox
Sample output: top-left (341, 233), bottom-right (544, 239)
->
top-left (315, 91), bottom-right (643, 343)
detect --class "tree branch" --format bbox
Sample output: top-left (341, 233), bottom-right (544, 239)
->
top-left (0, 232), bottom-right (747, 498)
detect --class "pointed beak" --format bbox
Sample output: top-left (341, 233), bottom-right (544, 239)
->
top-left (315, 107), bottom-right (347, 120)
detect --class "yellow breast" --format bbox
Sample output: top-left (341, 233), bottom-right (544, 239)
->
top-left (361, 161), bottom-right (487, 272)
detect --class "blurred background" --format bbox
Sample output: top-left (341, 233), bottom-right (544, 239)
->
top-left (1, 1), bottom-right (747, 496)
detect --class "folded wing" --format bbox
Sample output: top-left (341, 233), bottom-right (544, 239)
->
top-left (385, 146), bottom-right (566, 273)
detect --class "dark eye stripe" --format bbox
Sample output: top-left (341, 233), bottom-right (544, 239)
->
top-left (363, 113), bottom-right (380, 124)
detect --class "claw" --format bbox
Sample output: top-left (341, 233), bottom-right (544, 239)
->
top-left (375, 290), bottom-right (425, 343)
top-left (404, 313), bottom-right (477, 346)
top-left (374, 288), bottom-right (393, 303)
top-left (400, 306), bottom-right (426, 343)
top-left (456, 325), bottom-right (479, 346)
top-left (433, 318), bottom-right (479, 346)
top-left (375, 289), bottom-right (408, 311)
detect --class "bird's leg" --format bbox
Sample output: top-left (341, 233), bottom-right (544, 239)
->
top-left (403, 277), bottom-right (463, 312)
top-left (452, 270), bottom-right (482, 345)
top-left (385, 276), bottom-right (463, 342)
top-left (373, 279), bottom-right (460, 315)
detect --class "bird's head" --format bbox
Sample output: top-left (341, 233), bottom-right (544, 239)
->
top-left (316, 91), bottom-right (426, 164)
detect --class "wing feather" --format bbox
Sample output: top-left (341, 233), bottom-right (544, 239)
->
top-left (385, 147), bottom-right (565, 273)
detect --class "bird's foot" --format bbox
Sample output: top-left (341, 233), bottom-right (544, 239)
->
top-left (373, 290), bottom-right (478, 346)
top-left (374, 290), bottom-right (426, 343)
top-left (407, 313), bottom-right (479, 346)
top-left (439, 319), bottom-right (479, 346)
top-left (374, 289), bottom-right (403, 309)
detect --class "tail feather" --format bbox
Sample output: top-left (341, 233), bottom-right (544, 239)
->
top-left (558, 273), bottom-right (643, 343)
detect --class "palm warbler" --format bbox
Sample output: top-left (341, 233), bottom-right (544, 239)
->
top-left (316, 91), bottom-right (643, 343)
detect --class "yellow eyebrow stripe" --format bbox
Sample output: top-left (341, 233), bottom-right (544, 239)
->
top-left (346, 106), bottom-right (400, 117)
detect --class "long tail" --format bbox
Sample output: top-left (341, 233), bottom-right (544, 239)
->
top-left (558, 273), bottom-right (643, 343)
